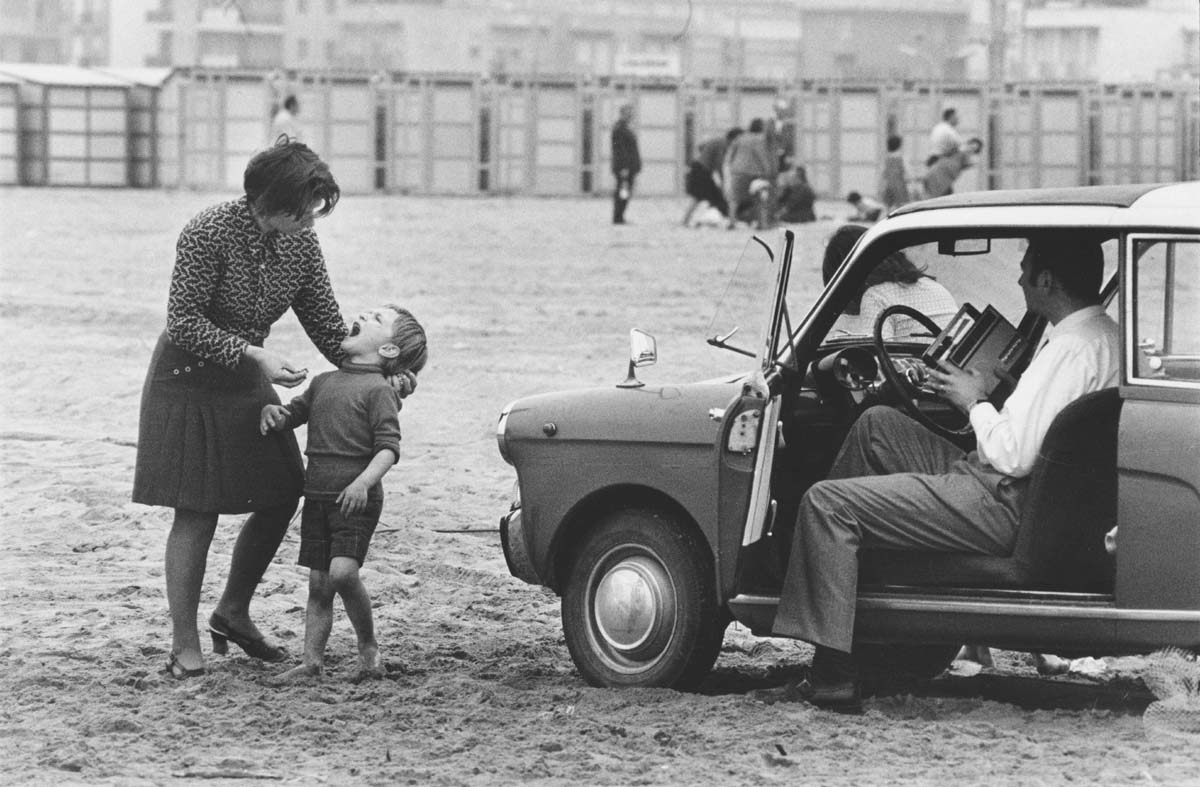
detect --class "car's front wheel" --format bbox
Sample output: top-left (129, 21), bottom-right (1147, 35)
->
top-left (562, 509), bottom-right (725, 690)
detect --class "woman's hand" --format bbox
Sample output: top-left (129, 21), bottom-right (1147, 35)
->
top-left (245, 345), bottom-right (308, 388)
top-left (260, 404), bottom-right (289, 435)
top-left (385, 369), bottom-right (418, 398)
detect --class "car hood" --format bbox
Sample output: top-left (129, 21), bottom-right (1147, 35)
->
top-left (503, 377), bottom-right (745, 445)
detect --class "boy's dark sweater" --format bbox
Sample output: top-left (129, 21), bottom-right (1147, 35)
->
top-left (281, 363), bottom-right (402, 500)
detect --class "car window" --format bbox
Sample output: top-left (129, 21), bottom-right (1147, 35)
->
top-left (1130, 237), bottom-right (1200, 385)
top-left (815, 235), bottom-right (1120, 344)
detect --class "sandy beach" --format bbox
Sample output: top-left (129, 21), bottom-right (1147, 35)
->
top-left (0, 188), bottom-right (1196, 785)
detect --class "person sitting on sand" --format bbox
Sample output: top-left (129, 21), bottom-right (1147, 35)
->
top-left (846, 191), bottom-right (883, 223)
top-left (261, 305), bottom-right (427, 683)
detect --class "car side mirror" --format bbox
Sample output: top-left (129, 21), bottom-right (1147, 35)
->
top-left (617, 328), bottom-right (657, 388)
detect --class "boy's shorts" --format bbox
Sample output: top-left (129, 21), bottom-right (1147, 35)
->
top-left (298, 497), bottom-right (382, 570)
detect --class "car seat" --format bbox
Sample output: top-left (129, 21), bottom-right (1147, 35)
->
top-left (858, 388), bottom-right (1122, 593)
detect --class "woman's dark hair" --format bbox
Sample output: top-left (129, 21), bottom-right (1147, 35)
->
top-left (864, 251), bottom-right (927, 288)
top-left (823, 225), bottom-right (929, 314)
top-left (886, 134), bottom-right (902, 153)
top-left (244, 139), bottom-right (340, 221)
top-left (725, 126), bottom-right (744, 143)
top-left (822, 224), bottom-right (868, 285)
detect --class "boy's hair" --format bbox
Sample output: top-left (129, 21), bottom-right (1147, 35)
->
top-left (886, 134), bottom-right (902, 153)
top-left (846, 191), bottom-right (862, 204)
top-left (381, 304), bottom-right (429, 377)
top-left (244, 138), bottom-right (340, 221)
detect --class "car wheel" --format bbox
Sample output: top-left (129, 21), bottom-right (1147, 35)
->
top-left (855, 643), bottom-right (959, 694)
top-left (562, 509), bottom-right (725, 690)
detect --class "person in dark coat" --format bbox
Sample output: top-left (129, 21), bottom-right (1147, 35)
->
top-left (611, 103), bottom-right (641, 225)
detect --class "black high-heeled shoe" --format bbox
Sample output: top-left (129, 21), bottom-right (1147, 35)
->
top-left (208, 613), bottom-right (287, 662)
top-left (165, 651), bottom-right (206, 680)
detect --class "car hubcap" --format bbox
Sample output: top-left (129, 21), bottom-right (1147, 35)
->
top-left (592, 554), bottom-right (676, 663)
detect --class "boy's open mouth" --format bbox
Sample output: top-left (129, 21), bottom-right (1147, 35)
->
top-left (348, 322), bottom-right (362, 337)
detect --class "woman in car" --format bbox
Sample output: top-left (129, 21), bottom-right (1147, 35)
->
top-left (822, 224), bottom-right (958, 338)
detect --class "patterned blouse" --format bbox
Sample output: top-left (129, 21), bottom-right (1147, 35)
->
top-left (166, 197), bottom-right (347, 369)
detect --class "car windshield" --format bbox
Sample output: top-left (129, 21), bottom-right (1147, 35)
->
top-left (795, 233), bottom-right (1118, 347)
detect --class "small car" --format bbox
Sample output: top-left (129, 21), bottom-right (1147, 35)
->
top-left (496, 182), bottom-right (1200, 690)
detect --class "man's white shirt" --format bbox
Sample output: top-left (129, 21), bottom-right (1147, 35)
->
top-left (969, 305), bottom-right (1120, 477)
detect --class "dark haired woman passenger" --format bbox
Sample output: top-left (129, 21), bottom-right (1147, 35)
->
top-left (134, 140), bottom-right (383, 678)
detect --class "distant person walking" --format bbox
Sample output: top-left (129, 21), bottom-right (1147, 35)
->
top-left (924, 137), bottom-right (984, 198)
top-left (879, 134), bottom-right (909, 212)
top-left (927, 107), bottom-right (962, 168)
top-left (682, 128), bottom-right (737, 226)
top-left (271, 95), bottom-right (302, 143)
top-left (611, 104), bottom-right (641, 225)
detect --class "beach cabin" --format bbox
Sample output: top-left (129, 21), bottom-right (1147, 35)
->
top-left (95, 67), bottom-right (181, 188)
top-left (0, 63), bottom-right (131, 186)
top-left (0, 73), bottom-right (19, 185)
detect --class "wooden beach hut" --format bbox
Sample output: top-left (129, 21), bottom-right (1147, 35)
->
top-left (0, 63), bottom-right (132, 186)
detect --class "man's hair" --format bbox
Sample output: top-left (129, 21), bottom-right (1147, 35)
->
top-left (886, 134), bottom-right (902, 153)
top-left (1026, 233), bottom-right (1105, 301)
top-left (846, 191), bottom-right (862, 204)
top-left (244, 138), bottom-right (339, 221)
top-left (381, 304), bottom-right (428, 378)
top-left (942, 107), bottom-right (957, 121)
top-left (283, 95), bottom-right (299, 112)
top-left (748, 118), bottom-right (764, 133)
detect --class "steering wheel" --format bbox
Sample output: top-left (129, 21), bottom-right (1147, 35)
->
top-left (872, 304), bottom-right (973, 440)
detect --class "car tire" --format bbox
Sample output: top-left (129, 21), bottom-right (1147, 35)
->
top-left (855, 643), bottom-right (959, 695)
top-left (562, 509), bottom-right (725, 690)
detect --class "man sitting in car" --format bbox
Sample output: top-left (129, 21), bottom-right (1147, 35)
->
top-left (771, 233), bottom-right (1120, 710)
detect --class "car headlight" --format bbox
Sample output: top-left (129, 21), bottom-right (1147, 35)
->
top-left (496, 401), bottom-right (515, 464)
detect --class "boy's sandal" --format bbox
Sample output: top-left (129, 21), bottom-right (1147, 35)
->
top-left (165, 651), bottom-right (206, 680)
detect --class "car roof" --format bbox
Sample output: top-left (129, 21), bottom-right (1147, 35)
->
top-left (881, 181), bottom-right (1200, 232)
top-left (890, 183), bottom-right (1173, 216)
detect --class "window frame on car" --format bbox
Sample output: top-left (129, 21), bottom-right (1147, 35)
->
top-left (1123, 232), bottom-right (1200, 393)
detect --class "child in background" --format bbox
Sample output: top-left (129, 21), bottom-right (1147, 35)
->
top-left (262, 304), bottom-right (428, 683)
top-left (846, 191), bottom-right (884, 222)
top-left (879, 134), bottom-right (909, 212)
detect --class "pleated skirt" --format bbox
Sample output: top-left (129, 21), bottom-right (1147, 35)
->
top-left (132, 332), bottom-right (304, 514)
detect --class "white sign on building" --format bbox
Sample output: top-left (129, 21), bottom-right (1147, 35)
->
top-left (614, 52), bottom-right (681, 78)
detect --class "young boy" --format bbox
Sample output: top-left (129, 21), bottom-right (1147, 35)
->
top-left (261, 304), bottom-right (427, 683)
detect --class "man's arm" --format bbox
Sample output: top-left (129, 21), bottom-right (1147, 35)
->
top-left (953, 338), bottom-right (1098, 476)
